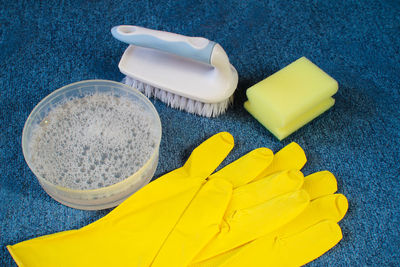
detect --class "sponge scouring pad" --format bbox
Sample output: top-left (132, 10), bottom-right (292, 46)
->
top-left (244, 57), bottom-right (338, 140)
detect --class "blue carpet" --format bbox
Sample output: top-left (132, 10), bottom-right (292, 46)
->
top-left (1, 0), bottom-right (399, 266)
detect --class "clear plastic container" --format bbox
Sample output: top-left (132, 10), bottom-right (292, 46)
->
top-left (22, 80), bottom-right (162, 210)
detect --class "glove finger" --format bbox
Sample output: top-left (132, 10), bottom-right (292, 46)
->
top-left (152, 178), bottom-right (232, 267)
top-left (303, 171), bottom-right (338, 199)
top-left (190, 247), bottom-right (238, 267)
top-left (209, 147), bottom-right (273, 188)
top-left (274, 220), bottom-right (343, 267)
top-left (182, 132), bottom-right (234, 178)
top-left (193, 190), bottom-right (310, 263)
top-left (254, 142), bottom-right (307, 181)
top-left (277, 193), bottom-right (348, 237)
top-left (218, 220), bottom-right (343, 267)
top-left (225, 170), bottom-right (304, 217)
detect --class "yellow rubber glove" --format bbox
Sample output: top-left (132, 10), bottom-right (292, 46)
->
top-left (191, 171), bottom-right (348, 267)
top-left (7, 133), bottom-right (308, 267)
top-left (152, 144), bottom-right (310, 267)
top-left (7, 132), bottom-right (237, 267)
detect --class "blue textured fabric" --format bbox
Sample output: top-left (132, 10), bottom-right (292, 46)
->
top-left (1, 0), bottom-right (399, 266)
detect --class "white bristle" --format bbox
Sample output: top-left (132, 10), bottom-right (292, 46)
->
top-left (185, 99), bottom-right (194, 114)
top-left (143, 84), bottom-right (152, 97)
top-left (170, 93), bottom-right (181, 108)
top-left (122, 77), bottom-right (233, 117)
top-left (178, 96), bottom-right (187, 111)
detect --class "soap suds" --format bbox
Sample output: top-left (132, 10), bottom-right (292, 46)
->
top-left (28, 93), bottom-right (158, 190)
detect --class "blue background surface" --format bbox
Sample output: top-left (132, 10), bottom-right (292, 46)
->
top-left (1, 0), bottom-right (399, 266)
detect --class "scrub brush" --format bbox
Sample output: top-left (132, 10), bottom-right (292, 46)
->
top-left (111, 25), bottom-right (238, 117)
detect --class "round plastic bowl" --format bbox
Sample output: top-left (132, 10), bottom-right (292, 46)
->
top-left (22, 80), bottom-right (162, 210)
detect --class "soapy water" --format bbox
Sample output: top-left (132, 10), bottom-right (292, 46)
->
top-left (28, 93), bottom-right (158, 190)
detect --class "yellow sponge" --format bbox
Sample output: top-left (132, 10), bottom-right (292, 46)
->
top-left (244, 57), bottom-right (338, 140)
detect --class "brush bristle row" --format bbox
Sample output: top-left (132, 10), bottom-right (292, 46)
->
top-left (123, 76), bottom-right (233, 117)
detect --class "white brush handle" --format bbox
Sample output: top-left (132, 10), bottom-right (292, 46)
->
top-left (111, 25), bottom-right (230, 69)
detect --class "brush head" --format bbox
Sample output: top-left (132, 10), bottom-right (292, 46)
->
top-left (123, 76), bottom-right (234, 117)
top-left (112, 26), bottom-right (238, 115)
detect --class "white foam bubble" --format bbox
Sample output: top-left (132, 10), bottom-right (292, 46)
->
top-left (29, 93), bottom-right (158, 190)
